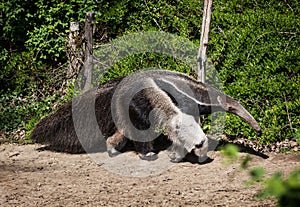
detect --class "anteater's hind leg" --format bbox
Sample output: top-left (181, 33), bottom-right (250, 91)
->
top-left (106, 130), bottom-right (126, 157)
top-left (134, 141), bottom-right (158, 161)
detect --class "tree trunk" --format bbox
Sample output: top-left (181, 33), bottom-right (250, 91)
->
top-left (67, 22), bottom-right (82, 79)
top-left (197, 0), bottom-right (213, 83)
top-left (83, 12), bottom-right (95, 91)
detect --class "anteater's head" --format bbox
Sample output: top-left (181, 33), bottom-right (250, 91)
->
top-left (168, 113), bottom-right (208, 163)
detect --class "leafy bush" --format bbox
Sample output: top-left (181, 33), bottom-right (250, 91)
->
top-left (221, 144), bottom-right (300, 207)
top-left (0, 0), bottom-right (98, 141)
top-left (220, 144), bottom-right (239, 164)
top-left (99, 0), bottom-right (300, 144)
top-left (258, 170), bottom-right (300, 207)
top-left (210, 0), bottom-right (300, 143)
top-left (0, 0), bottom-right (299, 145)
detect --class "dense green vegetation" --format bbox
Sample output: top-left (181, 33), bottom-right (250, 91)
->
top-left (222, 144), bottom-right (300, 207)
top-left (1, 0), bottom-right (299, 145)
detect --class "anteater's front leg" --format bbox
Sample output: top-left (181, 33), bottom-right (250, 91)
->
top-left (134, 141), bottom-right (158, 161)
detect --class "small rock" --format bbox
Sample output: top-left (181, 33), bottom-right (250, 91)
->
top-left (283, 143), bottom-right (289, 148)
top-left (9, 152), bottom-right (20, 158)
top-left (290, 141), bottom-right (298, 148)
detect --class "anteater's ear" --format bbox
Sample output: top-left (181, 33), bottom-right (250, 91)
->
top-left (217, 95), bottom-right (226, 107)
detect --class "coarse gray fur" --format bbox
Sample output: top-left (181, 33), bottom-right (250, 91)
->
top-left (31, 70), bottom-right (261, 163)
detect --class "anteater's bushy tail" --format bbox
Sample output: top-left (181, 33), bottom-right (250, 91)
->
top-left (30, 78), bottom-right (123, 153)
top-left (30, 100), bottom-right (86, 153)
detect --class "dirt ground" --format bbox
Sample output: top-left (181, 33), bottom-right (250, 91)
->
top-left (0, 143), bottom-right (299, 207)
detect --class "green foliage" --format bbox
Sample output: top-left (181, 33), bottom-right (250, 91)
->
top-left (220, 144), bottom-right (239, 164)
top-left (0, 0), bottom-right (99, 140)
top-left (1, 0), bottom-right (99, 93)
top-left (0, 88), bottom-right (65, 140)
top-left (1, 0), bottom-right (300, 145)
top-left (210, 0), bottom-right (300, 143)
top-left (249, 167), bottom-right (265, 183)
top-left (221, 144), bottom-right (300, 207)
top-left (101, 54), bottom-right (192, 82)
top-left (257, 170), bottom-right (300, 207)
top-left (295, 129), bottom-right (300, 145)
top-left (240, 154), bottom-right (252, 169)
top-left (25, 0), bottom-right (99, 62)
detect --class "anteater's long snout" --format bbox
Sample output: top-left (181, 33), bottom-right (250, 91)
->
top-left (225, 97), bottom-right (262, 135)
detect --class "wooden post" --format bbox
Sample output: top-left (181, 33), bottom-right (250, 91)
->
top-left (67, 22), bottom-right (82, 79)
top-left (83, 12), bottom-right (95, 91)
top-left (197, 0), bottom-right (213, 83)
